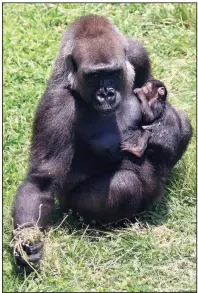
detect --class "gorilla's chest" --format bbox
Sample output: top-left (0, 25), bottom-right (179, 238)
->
top-left (76, 95), bottom-right (142, 158)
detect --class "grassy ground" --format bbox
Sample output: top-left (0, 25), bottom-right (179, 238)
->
top-left (3, 3), bottom-right (196, 292)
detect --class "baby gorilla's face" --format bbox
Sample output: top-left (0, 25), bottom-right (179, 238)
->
top-left (157, 86), bottom-right (166, 98)
top-left (142, 82), bottom-right (166, 102)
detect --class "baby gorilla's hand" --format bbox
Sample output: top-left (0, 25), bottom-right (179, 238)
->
top-left (11, 227), bottom-right (43, 273)
top-left (133, 88), bottom-right (143, 95)
top-left (121, 141), bottom-right (144, 158)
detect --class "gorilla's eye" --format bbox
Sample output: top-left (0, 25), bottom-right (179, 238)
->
top-left (85, 72), bottom-right (99, 81)
top-left (92, 73), bottom-right (99, 78)
top-left (112, 69), bottom-right (123, 79)
top-left (71, 57), bottom-right (78, 72)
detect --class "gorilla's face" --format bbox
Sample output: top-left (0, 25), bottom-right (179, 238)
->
top-left (77, 63), bottom-right (125, 115)
top-left (67, 32), bottom-right (135, 115)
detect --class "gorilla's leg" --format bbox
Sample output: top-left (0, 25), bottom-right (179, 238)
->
top-left (178, 110), bottom-right (193, 155)
top-left (166, 110), bottom-right (192, 169)
top-left (68, 168), bottom-right (163, 224)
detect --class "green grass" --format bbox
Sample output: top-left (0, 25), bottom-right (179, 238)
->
top-left (3, 3), bottom-right (196, 292)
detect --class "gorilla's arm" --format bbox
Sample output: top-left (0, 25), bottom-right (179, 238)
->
top-left (12, 88), bottom-right (75, 271)
top-left (126, 38), bottom-right (153, 88)
top-left (13, 87), bottom-right (76, 223)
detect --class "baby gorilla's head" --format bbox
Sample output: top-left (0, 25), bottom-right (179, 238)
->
top-left (142, 79), bottom-right (167, 102)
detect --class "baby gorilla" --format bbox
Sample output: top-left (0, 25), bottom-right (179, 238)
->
top-left (121, 79), bottom-right (167, 157)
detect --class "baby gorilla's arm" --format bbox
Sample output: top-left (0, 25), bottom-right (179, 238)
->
top-left (133, 88), bottom-right (154, 123)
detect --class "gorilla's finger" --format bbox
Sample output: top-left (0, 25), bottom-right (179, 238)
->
top-left (23, 242), bottom-right (43, 255)
top-left (28, 253), bottom-right (42, 263)
top-left (15, 251), bottom-right (41, 265)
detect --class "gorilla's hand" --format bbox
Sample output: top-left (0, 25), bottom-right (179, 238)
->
top-left (11, 227), bottom-right (43, 273)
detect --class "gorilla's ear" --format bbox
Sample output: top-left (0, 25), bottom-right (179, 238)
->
top-left (64, 54), bottom-right (78, 90)
top-left (48, 29), bottom-right (79, 91)
top-left (50, 53), bottom-right (77, 91)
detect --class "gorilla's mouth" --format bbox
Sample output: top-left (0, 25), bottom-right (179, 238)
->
top-left (94, 102), bottom-right (121, 115)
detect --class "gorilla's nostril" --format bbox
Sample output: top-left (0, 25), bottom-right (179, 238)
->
top-left (96, 95), bottom-right (105, 105)
top-left (107, 88), bottom-right (115, 95)
top-left (106, 88), bottom-right (116, 103)
top-left (96, 88), bottom-right (107, 104)
top-left (107, 95), bottom-right (116, 103)
top-left (106, 88), bottom-right (116, 104)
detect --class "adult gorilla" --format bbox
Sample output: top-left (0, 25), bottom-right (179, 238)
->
top-left (12, 14), bottom-right (192, 271)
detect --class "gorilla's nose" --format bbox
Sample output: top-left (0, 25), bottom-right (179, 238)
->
top-left (96, 88), bottom-right (106, 105)
top-left (106, 87), bottom-right (116, 104)
top-left (96, 87), bottom-right (116, 105)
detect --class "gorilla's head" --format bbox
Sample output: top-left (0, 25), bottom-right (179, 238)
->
top-left (52, 14), bottom-right (135, 115)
